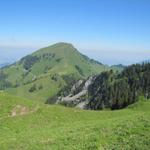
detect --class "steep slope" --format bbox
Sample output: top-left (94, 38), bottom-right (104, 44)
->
top-left (0, 92), bottom-right (150, 149)
top-left (0, 42), bottom-right (108, 102)
top-left (57, 63), bottom-right (150, 110)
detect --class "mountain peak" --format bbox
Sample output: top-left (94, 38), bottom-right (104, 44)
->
top-left (47, 42), bottom-right (75, 49)
top-left (0, 42), bottom-right (107, 102)
top-left (34, 42), bottom-right (76, 55)
top-left (53, 42), bottom-right (73, 46)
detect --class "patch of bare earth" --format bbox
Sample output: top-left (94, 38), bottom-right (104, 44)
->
top-left (10, 105), bottom-right (37, 117)
top-left (40, 138), bottom-right (55, 145)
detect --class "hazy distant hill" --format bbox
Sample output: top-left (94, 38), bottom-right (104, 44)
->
top-left (0, 42), bottom-right (108, 102)
top-left (110, 64), bottom-right (125, 71)
top-left (0, 63), bottom-right (10, 68)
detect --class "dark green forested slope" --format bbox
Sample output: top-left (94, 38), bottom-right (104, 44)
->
top-left (88, 63), bottom-right (150, 110)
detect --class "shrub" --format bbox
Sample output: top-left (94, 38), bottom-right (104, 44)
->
top-left (38, 84), bottom-right (43, 90)
top-left (29, 84), bottom-right (37, 92)
top-left (22, 55), bottom-right (39, 70)
top-left (75, 65), bottom-right (84, 76)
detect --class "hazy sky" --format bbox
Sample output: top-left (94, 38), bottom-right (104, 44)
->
top-left (0, 0), bottom-right (150, 65)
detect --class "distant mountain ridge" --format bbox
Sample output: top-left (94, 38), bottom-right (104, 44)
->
top-left (0, 63), bottom-right (11, 68)
top-left (110, 64), bottom-right (125, 71)
top-left (0, 42), bottom-right (108, 102)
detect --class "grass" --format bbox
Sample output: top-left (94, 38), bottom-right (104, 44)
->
top-left (0, 92), bottom-right (150, 150)
top-left (6, 75), bottom-right (65, 102)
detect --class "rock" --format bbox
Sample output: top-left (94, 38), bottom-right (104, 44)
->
top-left (57, 76), bottom-right (96, 109)
top-left (71, 80), bottom-right (83, 94)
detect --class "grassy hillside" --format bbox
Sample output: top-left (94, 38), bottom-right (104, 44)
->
top-left (110, 64), bottom-right (125, 72)
top-left (0, 42), bottom-right (108, 102)
top-left (0, 92), bottom-right (150, 150)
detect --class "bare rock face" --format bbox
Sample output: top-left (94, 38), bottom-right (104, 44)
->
top-left (57, 76), bottom-right (96, 109)
top-left (71, 80), bottom-right (84, 94)
top-left (83, 76), bottom-right (95, 90)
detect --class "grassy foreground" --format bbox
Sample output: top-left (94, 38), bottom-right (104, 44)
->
top-left (0, 92), bottom-right (150, 150)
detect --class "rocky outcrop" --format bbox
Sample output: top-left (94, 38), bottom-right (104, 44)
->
top-left (57, 76), bottom-right (96, 109)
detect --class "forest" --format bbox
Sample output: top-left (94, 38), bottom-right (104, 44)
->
top-left (88, 63), bottom-right (150, 110)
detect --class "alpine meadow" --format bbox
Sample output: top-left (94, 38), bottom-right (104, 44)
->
top-left (0, 0), bottom-right (150, 150)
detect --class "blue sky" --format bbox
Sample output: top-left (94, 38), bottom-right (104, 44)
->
top-left (0, 0), bottom-right (150, 65)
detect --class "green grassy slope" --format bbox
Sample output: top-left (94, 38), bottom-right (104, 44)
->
top-left (110, 64), bottom-right (125, 72)
top-left (1, 42), bottom-right (108, 102)
top-left (0, 92), bottom-right (150, 150)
